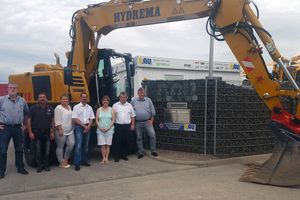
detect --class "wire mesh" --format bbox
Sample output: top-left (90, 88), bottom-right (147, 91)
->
top-left (146, 79), bottom-right (273, 158)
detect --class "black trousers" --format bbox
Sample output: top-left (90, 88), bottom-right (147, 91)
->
top-left (113, 124), bottom-right (130, 157)
top-left (32, 129), bottom-right (50, 168)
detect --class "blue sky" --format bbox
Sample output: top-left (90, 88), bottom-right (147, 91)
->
top-left (1, 0), bottom-right (300, 83)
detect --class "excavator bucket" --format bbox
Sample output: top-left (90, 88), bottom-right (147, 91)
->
top-left (239, 121), bottom-right (300, 186)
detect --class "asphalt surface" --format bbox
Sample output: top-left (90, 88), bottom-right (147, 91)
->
top-left (0, 141), bottom-right (275, 197)
top-left (3, 163), bottom-right (300, 200)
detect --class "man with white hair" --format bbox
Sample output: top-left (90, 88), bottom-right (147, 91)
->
top-left (0, 82), bottom-right (29, 179)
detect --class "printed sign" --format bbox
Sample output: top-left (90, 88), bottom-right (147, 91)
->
top-left (17, 92), bottom-right (32, 101)
top-left (114, 6), bottom-right (161, 22)
top-left (159, 123), bottom-right (196, 132)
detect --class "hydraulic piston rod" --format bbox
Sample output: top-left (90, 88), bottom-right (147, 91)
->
top-left (276, 58), bottom-right (299, 90)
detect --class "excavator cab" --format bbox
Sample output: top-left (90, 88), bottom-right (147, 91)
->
top-left (286, 65), bottom-right (300, 82)
top-left (88, 48), bottom-right (134, 108)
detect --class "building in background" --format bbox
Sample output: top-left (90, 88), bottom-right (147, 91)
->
top-left (112, 56), bottom-right (242, 98)
top-left (0, 84), bottom-right (8, 97)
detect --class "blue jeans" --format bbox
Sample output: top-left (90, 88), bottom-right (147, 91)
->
top-left (135, 121), bottom-right (156, 154)
top-left (74, 125), bottom-right (90, 165)
top-left (0, 126), bottom-right (25, 173)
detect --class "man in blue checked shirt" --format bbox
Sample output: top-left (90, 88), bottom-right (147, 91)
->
top-left (0, 82), bottom-right (29, 179)
top-left (131, 88), bottom-right (158, 159)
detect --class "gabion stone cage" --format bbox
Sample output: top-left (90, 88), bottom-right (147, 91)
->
top-left (146, 79), bottom-right (274, 158)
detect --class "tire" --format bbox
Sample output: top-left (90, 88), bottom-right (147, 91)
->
top-left (49, 140), bottom-right (58, 165)
top-left (89, 126), bottom-right (98, 145)
top-left (23, 130), bottom-right (37, 167)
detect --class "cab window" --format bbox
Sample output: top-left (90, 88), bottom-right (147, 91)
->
top-left (32, 76), bottom-right (52, 100)
top-left (296, 71), bottom-right (300, 82)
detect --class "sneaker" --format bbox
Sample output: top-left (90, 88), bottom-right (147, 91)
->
top-left (75, 165), bottom-right (80, 171)
top-left (121, 155), bottom-right (128, 161)
top-left (81, 162), bottom-right (91, 167)
top-left (151, 152), bottom-right (158, 157)
top-left (137, 154), bottom-right (144, 159)
top-left (59, 164), bottom-right (70, 169)
top-left (114, 156), bottom-right (120, 162)
top-left (37, 167), bottom-right (43, 173)
top-left (18, 168), bottom-right (29, 175)
top-left (44, 166), bottom-right (51, 171)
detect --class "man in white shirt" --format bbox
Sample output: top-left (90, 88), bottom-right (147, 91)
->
top-left (112, 92), bottom-right (135, 162)
top-left (72, 93), bottom-right (95, 171)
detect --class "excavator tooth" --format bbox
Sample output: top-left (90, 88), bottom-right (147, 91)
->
top-left (243, 163), bottom-right (258, 167)
top-left (239, 121), bottom-right (300, 186)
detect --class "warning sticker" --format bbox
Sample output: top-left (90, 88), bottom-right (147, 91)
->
top-left (242, 57), bottom-right (255, 72)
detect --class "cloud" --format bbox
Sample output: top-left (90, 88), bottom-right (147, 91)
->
top-left (1, 0), bottom-right (300, 83)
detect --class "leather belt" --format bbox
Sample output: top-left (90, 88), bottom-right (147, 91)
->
top-left (76, 124), bottom-right (89, 126)
top-left (136, 120), bottom-right (148, 122)
top-left (0, 123), bottom-right (22, 127)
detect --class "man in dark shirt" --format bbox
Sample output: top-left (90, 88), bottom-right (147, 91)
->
top-left (27, 92), bottom-right (55, 172)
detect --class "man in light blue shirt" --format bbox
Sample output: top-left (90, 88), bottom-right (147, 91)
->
top-left (0, 82), bottom-right (29, 179)
top-left (131, 88), bottom-right (158, 159)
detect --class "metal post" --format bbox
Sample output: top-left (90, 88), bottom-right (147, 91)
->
top-left (208, 29), bottom-right (214, 79)
top-left (95, 71), bottom-right (100, 104)
top-left (94, 33), bottom-right (101, 104)
top-left (204, 79), bottom-right (208, 154)
top-left (214, 79), bottom-right (218, 155)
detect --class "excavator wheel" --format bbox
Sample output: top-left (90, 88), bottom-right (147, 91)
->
top-left (23, 130), bottom-right (58, 167)
top-left (23, 130), bottom-right (37, 167)
top-left (239, 121), bottom-right (300, 186)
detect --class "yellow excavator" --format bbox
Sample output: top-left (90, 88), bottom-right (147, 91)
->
top-left (9, 0), bottom-right (300, 186)
top-left (270, 55), bottom-right (300, 83)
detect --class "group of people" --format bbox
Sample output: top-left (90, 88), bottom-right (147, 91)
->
top-left (27, 92), bottom-right (95, 173)
top-left (0, 82), bottom-right (158, 179)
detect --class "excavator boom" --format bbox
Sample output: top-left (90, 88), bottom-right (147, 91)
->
top-left (68, 0), bottom-right (300, 186)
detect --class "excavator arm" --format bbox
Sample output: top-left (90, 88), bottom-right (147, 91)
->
top-left (68, 0), bottom-right (214, 83)
top-left (68, 0), bottom-right (300, 186)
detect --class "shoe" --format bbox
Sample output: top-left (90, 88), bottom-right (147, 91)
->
top-left (0, 172), bottom-right (4, 179)
top-left (44, 166), bottom-right (51, 171)
top-left (121, 155), bottom-right (128, 161)
top-left (37, 167), bottom-right (43, 173)
top-left (137, 154), bottom-right (144, 159)
top-left (151, 152), bottom-right (158, 157)
top-left (59, 164), bottom-right (70, 169)
top-left (75, 165), bottom-right (80, 171)
top-left (114, 156), bottom-right (120, 162)
top-left (81, 162), bottom-right (91, 167)
top-left (18, 168), bottom-right (29, 175)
